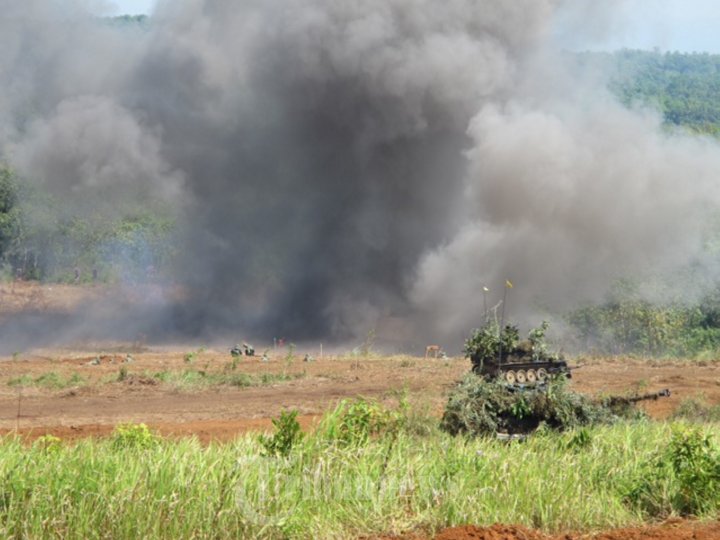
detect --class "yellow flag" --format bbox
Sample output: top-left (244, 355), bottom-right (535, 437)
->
top-left (505, 280), bottom-right (513, 289)
top-left (483, 287), bottom-right (489, 292)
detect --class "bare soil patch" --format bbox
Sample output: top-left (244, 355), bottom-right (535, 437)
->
top-left (378, 519), bottom-right (720, 539)
top-left (1, 347), bottom-right (718, 443)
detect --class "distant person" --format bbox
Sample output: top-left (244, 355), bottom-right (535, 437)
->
top-left (73, 267), bottom-right (80, 284)
top-left (92, 267), bottom-right (98, 282)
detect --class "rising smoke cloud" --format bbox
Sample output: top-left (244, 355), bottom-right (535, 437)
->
top-left (1, 0), bottom-right (719, 350)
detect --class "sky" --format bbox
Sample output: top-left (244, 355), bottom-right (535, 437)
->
top-left (557, 0), bottom-right (720, 53)
top-left (110, 0), bottom-right (155, 15)
top-left (107, 0), bottom-right (720, 53)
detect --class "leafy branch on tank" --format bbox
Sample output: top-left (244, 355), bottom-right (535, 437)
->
top-left (463, 320), bottom-right (570, 385)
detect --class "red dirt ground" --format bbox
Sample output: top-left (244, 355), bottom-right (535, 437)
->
top-left (2, 344), bottom-right (718, 443)
top-left (379, 520), bottom-right (720, 539)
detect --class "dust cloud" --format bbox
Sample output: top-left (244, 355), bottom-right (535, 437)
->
top-left (0, 0), bottom-right (719, 351)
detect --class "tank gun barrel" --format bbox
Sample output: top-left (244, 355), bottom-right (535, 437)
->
top-left (604, 388), bottom-right (671, 407)
top-left (548, 363), bottom-right (582, 374)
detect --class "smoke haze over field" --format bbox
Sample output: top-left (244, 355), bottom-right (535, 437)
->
top-left (1, 0), bottom-right (720, 349)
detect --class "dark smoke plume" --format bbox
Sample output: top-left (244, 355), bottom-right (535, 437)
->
top-left (1, 0), bottom-right (720, 350)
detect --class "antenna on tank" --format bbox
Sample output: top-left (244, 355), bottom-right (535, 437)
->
top-left (497, 280), bottom-right (513, 367)
top-left (482, 286), bottom-right (489, 322)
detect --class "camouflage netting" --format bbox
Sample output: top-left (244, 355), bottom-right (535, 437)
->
top-left (440, 375), bottom-right (616, 437)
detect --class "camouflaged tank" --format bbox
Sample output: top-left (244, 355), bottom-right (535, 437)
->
top-left (466, 322), bottom-right (570, 385)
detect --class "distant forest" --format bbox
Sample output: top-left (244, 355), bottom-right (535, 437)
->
top-left (584, 49), bottom-right (720, 136)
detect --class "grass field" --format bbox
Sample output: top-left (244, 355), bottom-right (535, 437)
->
top-left (2, 400), bottom-right (719, 540)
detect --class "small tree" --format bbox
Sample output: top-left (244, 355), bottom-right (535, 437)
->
top-left (259, 410), bottom-right (303, 457)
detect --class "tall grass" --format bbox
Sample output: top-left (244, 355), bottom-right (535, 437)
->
top-left (1, 412), bottom-right (719, 539)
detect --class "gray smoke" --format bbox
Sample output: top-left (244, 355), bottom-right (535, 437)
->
top-left (1, 0), bottom-right (719, 349)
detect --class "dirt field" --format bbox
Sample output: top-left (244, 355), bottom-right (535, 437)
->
top-left (1, 331), bottom-right (719, 442)
top-left (409, 520), bottom-right (720, 540)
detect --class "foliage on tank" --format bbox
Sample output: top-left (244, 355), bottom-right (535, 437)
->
top-left (463, 320), bottom-right (559, 363)
top-left (441, 375), bottom-right (615, 437)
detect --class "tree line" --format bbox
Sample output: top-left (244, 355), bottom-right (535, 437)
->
top-left (580, 49), bottom-right (720, 136)
top-left (0, 165), bottom-right (175, 283)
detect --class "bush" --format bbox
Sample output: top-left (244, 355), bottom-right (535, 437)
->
top-left (336, 399), bottom-right (390, 447)
top-left (627, 426), bottom-right (720, 516)
top-left (259, 410), bottom-right (303, 457)
top-left (671, 396), bottom-right (720, 422)
top-left (34, 434), bottom-right (62, 454)
top-left (111, 423), bottom-right (160, 450)
top-left (316, 396), bottom-right (436, 447)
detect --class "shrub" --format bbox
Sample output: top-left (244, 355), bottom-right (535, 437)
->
top-left (259, 410), bottom-right (303, 457)
top-left (117, 366), bottom-right (128, 382)
top-left (111, 423), bottom-right (160, 450)
top-left (34, 434), bottom-right (62, 454)
top-left (336, 399), bottom-right (390, 447)
top-left (627, 426), bottom-right (720, 516)
top-left (671, 396), bottom-right (720, 422)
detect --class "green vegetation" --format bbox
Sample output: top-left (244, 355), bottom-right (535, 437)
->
top-left (671, 396), bottom-right (720, 422)
top-left (463, 320), bottom-right (559, 363)
top-left (258, 410), bottom-right (303, 457)
top-left (627, 426), bottom-right (720, 516)
top-left (7, 371), bottom-right (86, 389)
top-left (1, 404), bottom-right (719, 538)
top-left (0, 163), bottom-right (175, 282)
top-left (441, 376), bottom-right (614, 437)
top-left (609, 50), bottom-right (720, 136)
top-left (463, 322), bottom-right (518, 360)
top-left (111, 423), bottom-right (160, 450)
top-left (578, 49), bottom-right (720, 136)
top-left (5, 368), bottom-right (304, 392)
top-left (107, 15), bottom-right (149, 27)
top-left (567, 280), bottom-right (720, 357)
top-left (147, 368), bottom-right (305, 390)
